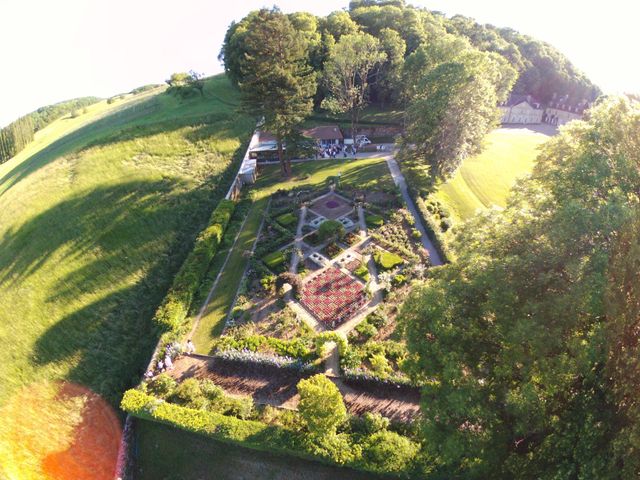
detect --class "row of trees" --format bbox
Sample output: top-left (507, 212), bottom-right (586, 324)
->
top-left (399, 96), bottom-right (640, 478)
top-left (0, 96), bottom-right (100, 164)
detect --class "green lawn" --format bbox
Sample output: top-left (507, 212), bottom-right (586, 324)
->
top-left (434, 127), bottom-right (551, 221)
top-left (190, 157), bottom-right (393, 353)
top-left (133, 419), bottom-right (389, 480)
top-left (0, 75), bottom-right (253, 412)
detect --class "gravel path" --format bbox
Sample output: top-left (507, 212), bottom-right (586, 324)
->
top-left (385, 157), bottom-right (443, 266)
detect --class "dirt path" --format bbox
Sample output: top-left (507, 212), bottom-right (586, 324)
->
top-left (170, 355), bottom-right (420, 422)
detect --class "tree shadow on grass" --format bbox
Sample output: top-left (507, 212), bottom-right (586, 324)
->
top-left (0, 178), bottom-right (222, 405)
top-left (0, 96), bottom-right (161, 199)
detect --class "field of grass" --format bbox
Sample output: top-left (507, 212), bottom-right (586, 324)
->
top-left (434, 127), bottom-right (551, 221)
top-left (190, 157), bottom-right (393, 353)
top-left (0, 72), bottom-right (254, 430)
top-left (133, 419), bottom-right (388, 480)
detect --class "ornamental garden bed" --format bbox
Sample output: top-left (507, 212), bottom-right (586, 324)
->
top-left (301, 267), bottom-right (367, 325)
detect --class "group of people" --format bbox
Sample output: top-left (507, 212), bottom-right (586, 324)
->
top-left (317, 144), bottom-right (356, 159)
top-left (144, 338), bottom-right (196, 379)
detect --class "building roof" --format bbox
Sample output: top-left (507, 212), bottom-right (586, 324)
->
top-left (258, 131), bottom-right (277, 142)
top-left (501, 93), bottom-right (542, 109)
top-left (302, 125), bottom-right (343, 141)
top-left (547, 95), bottom-right (590, 114)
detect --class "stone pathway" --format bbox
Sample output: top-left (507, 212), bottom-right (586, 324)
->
top-left (385, 157), bottom-right (443, 266)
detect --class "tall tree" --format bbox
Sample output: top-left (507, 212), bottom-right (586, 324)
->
top-left (322, 32), bottom-right (386, 146)
top-left (401, 48), bottom-right (516, 182)
top-left (235, 8), bottom-right (316, 176)
top-left (399, 96), bottom-right (640, 478)
top-left (297, 374), bottom-right (347, 440)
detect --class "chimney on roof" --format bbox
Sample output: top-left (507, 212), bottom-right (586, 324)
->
top-left (526, 94), bottom-right (532, 104)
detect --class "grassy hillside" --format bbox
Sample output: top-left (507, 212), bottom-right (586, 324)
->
top-left (434, 127), bottom-right (551, 221)
top-left (0, 74), bottom-right (253, 417)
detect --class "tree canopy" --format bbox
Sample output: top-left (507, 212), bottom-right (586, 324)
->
top-left (399, 96), bottom-right (640, 478)
top-left (297, 373), bottom-right (347, 440)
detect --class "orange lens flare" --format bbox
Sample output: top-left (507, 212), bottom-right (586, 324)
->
top-left (0, 382), bottom-right (121, 480)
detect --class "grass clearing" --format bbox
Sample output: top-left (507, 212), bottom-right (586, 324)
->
top-left (0, 75), bottom-right (253, 411)
top-left (434, 127), bottom-right (551, 221)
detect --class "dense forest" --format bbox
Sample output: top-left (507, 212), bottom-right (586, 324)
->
top-left (220, 0), bottom-right (598, 180)
top-left (0, 96), bottom-right (100, 164)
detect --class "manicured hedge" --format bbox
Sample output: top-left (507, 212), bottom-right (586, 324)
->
top-left (262, 250), bottom-right (286, 269)
top-left (276, 212), bottom-right (297, 227)
top-left (365, 214), bottom-right (384, 229)
top-left (407, 185), bottom-right (452, 263)
top-left (373, 250), bottom-right (404, 271)
top-left (153, 199), bottom-right (236, 332)
top-left (122, 389), bottom-right (304, 455)
top-left (121, 389), bottom-right (421, 477)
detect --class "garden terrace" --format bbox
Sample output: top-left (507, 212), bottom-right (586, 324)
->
top-left (169, 354), bottom-right (420, 422)
top-left (300, 267), bottom-right (367, 327)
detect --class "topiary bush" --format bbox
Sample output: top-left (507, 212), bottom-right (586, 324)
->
top-left (146, 373), bottom-right (177, 399)
top-left (318, 219), bottom-right (345, 242)
top-left (373, 250), bottom-right (404, 271)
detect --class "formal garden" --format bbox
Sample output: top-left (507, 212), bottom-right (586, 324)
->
top-left (121, 158), bottom-right (434, 477)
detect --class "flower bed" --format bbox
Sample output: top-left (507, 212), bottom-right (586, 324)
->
top-left (301, 267), bottom-right (367, 325)
top-left (322, 242), bottom-right (343, 259)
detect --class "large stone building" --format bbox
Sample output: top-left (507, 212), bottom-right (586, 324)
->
top-left (499, 93), bottom-right (591, 126)
top-left (543, 94), bottom-right (591, 126)
top-left (499, 94), bottom-right (543, 124)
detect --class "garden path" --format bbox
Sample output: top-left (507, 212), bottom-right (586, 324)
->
top-left (289, 206), bottom-right (307, 274)
top-left (189, 203), bottom-right (254, 339)
top-left (385, 157), bottom-right (443, 266)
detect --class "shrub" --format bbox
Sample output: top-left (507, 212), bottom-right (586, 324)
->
top-left (355, 321), bottom-right (377, 340)
top-left (373, 250), bottom-right (404, 270)
top-left (297, 374), bottom-right (347, 439)
top-left (223, 396), bottom-right (255, 420)
top-left (276, 212), bottom-right (297, 227)
top-left (146, 373), bottom-right (177, 399)
top-left (393, 274), bottom-right (407, 286)
top-left (361, 412), bottom-right (390, 435)
top-left (318, 219), bottom-right (345, 242)
top-left (170, 378), bottom-right (207, 409)
top-left (369, 353), bottom-right (392, 378)
top-left (361, 430), bottom-right (419, 473)
top-left (260, 274), bottom-right (276, 292)
top-left (354, 264), bottom-right (370, 281)
top-left (262, 250), bottom-right (286, 270)
top-left (365, 214), bottom-right (384, 228)
top-left (200, 379), bottom-right (224, 402)
top-left (411, 228), bottom-right (421, 239)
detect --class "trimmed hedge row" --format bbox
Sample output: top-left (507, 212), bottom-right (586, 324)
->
top-left (153, 199), bottom-right (236, 332)
top-left (122, 389), bottom-right (421, 477)
top-left (407, 185), bottom-right (452, 263)
top-left (122, 389), bottom-right (304, 455)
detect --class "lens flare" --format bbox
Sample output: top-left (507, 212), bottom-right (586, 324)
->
top-left (0, 381), bottom-right (121, 480)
